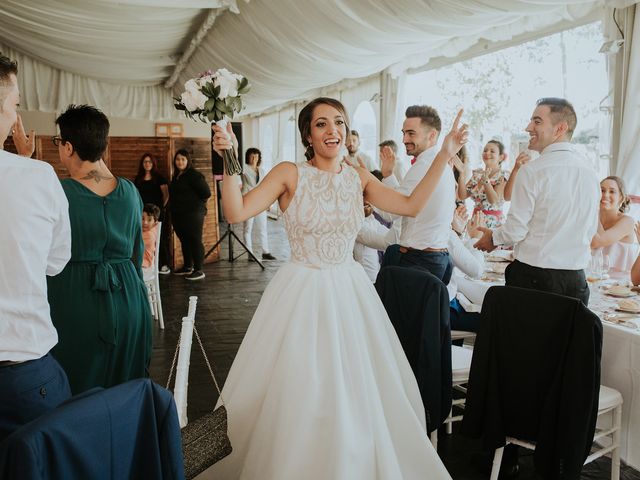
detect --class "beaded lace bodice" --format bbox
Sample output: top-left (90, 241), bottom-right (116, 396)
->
top-left (283, 162), bottom-right (364, 268)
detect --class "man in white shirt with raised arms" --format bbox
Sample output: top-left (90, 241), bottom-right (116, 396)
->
top-left (0, 53), bottom-right (72, 442)
top-left (475, 97), bottom-right (599, 305)
top-left (379, 105), bottom-right (456, 283)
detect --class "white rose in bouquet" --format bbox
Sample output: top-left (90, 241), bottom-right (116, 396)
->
top-left (180, 79), bottom-right (208, 112)
top-left (214, 68), bottom-right (242, 99)
top-left (197, 74), bottom-right (215, 88)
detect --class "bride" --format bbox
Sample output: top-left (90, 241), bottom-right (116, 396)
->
top-left (207, 97), bottom-right (467, 479)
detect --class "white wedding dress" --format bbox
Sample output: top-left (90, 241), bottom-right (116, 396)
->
top-left (206, 162), bottom-right (451, 480)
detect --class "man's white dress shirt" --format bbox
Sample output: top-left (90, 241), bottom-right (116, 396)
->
top-left (492, 142), bottom-right (599, 270)
top-left (447, 232), bottom-right (485, 301)
top-left (381, 146), bottom-right (456, 250)
top-left (0, 150), bottom-right (71, 361)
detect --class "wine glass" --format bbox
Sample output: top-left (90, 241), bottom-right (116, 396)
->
top-left (588, 250), bottom-right (603, 282)
top-left (602, 254), bottom-right (610, 279)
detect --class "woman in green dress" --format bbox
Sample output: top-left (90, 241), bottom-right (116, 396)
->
top-left (47, 105), bottom-right (152, 395)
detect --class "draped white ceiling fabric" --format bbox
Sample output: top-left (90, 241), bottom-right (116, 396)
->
top-left (0, 0), bottom-right (241, 84)
top-left (180, 0), bottom-right (634, 116)
top-left (0, 0), bottom-right (637, 119)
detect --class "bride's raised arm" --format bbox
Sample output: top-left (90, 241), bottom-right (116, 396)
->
top-left (361, 109), bottom-right (467, 217)
top-left (212, 123), bottom-right (295, 224)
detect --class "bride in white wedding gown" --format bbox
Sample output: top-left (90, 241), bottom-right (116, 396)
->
top-left (207, 97), bottom-right (467, 480)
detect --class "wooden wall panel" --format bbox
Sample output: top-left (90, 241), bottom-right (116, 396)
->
top-left (38, 136), bottom-right (70, 178)
top-left (171, 137), bottom-right (220, 266)
top-left (108, 137), bottom-right (171, 182)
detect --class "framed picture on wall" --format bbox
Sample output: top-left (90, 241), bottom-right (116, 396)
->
top-left (155, 123), bottom-right (183, 137)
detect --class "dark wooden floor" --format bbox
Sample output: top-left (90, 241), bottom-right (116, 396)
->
top-left (149, 219), bottom-right (640, 480)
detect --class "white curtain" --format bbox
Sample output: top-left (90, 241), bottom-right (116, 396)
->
top-left (258, 113), bottom-right (278, 169)
top-left (1, 43), bottom-right (178, 120)
top-left (611, 5), bottom-right (640, 194)
top-left (340, 78), bottom-right (378, 123)
top-left (379, 70), bottom-right (407, 147)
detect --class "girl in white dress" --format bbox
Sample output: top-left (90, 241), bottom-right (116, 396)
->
top-left (208, 97), bottom-right (467, 480)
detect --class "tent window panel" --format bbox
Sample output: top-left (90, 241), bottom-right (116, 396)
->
top-left (402, 21), bottom-right (609, 177)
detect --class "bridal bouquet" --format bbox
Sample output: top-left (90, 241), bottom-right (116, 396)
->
top-left (174, 68), bottom-right (250, 175)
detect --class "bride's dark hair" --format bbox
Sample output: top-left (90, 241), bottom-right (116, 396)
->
top-left (298, 97), bottom-right (350, 161)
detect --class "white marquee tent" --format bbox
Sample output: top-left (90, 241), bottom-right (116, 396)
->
top-left (0, 0), bottom-right (638, 188)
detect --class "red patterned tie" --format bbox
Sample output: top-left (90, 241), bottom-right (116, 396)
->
top-left (411, 156), bottom-right (417, 165)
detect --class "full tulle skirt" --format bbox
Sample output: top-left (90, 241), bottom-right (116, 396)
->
top-left (203, 261), bottom-right (451, 480)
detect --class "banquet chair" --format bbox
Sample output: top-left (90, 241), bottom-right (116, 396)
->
top-left (462, 286), bottom-right (621, 480)
top-left (490, 385), bottom-right (622, 480)
top-left (0, 379), bottom-right (184, 480)
top-left (451, 329), bottom-right (476, 346)
top-left (144, 222), bottom-right (165, 329)
top-left (375, 266), bottom-right (452, 434)
top-left (430, 344), bottom-right (473, 449)
top-left (170, 296), bottom-right (198, 428)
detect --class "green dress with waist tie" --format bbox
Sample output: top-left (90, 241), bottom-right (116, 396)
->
top-left (47, 178), bottom-right (152, 395)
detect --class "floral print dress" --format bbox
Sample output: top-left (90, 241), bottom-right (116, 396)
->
top-left (466, 168), bottom-right (509, 229)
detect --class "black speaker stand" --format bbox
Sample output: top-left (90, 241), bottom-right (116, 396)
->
top-left (204, 222), bottom-right (264, 269)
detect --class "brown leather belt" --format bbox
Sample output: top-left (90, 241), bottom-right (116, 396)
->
top-left (0, 360), bottom-right (25, 367)
top-left (399, 246), bottom-right (448, 254)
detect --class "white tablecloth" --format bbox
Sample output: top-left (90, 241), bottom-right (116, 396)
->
top-left (456, 264), bottom-right (640, 470)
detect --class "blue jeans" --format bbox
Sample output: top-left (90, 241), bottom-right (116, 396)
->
top-left (382, 244), bottom-right (453, 284)
top-left (0, 353), bottom-right (71, 442)
top-left (449, 298), bottom-right (481, 333)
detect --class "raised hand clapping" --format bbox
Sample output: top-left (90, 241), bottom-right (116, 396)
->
top-left (441, 109), bottom-right (468, 159)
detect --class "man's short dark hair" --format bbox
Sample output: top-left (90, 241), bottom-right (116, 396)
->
top-left (349, 130), bottom-right (360, 138)
top-left (536, 97), bottom-right (577, 139)
top-left (0, 54), bottom-right (18, 106)
top-left (405, 105), bottom-right (441, 133)
top-left (55, 105), bottom-right (110, 162)
top-left (378, 139), bottom-right (398, 155)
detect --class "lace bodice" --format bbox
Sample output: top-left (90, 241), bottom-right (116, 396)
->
top-left (284, 162), bottom-right (364, 268)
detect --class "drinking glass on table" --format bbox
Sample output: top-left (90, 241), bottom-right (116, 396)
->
top-left (588, 250), bottom-right (603, 282)
top-left (602, 254), bottom-right (610, 277)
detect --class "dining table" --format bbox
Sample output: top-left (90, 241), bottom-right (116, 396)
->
top-left (454, 254), bottom-right (640, 470)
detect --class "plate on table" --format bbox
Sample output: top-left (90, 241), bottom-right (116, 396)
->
top-left (605, 291), bottom-right (636, 298)
top-left (486, 263), bottom-right (508, 275)
top-left (615, 307), bottom-right (640, 314)
top-left (486, 251), bottom-right (513, 263)
top-left (616, 298), bottom-right (640, 313)
top-left (604, 313), bottom-right (639, 329)
top-left (601, 285), bottom-right (636, 298)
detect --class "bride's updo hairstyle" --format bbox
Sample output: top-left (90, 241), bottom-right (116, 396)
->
top-left (298, 97), bottom-right (350, 161)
